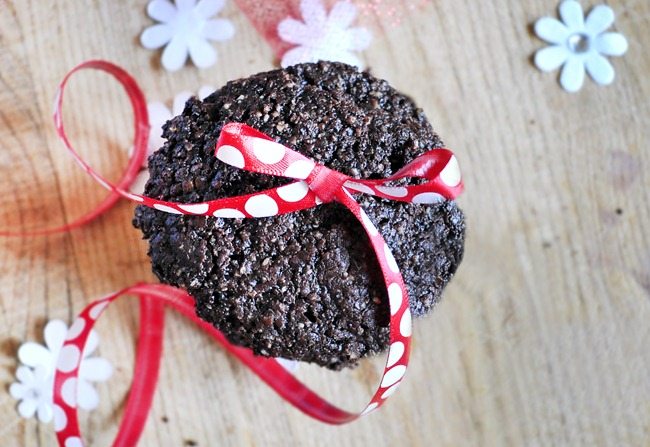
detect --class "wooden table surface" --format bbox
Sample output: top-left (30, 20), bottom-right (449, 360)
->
top-left (1, 1), bottom-right (649, 445)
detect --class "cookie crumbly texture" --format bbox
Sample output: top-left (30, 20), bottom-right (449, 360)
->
top-left (133, 62), bottom-right (465, 370)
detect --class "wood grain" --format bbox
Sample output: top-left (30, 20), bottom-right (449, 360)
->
top-left (1, 0), bottom-right (649, 445)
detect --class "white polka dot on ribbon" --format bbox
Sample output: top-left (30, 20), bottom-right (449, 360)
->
top-left (244, 195), bottom-right (279, 217)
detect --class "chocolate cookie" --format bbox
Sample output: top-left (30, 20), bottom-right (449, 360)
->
top-left (133, 62), bottom-right (465, 370)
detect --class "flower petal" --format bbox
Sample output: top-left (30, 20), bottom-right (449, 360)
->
top-left (147, 131), bottom-right (166, 159)
top-left (300, 0), bottom-right (327, 26)
top-left (161, 35), bottom-right (189, 71)
top-left (44, 320), bottom-right (68, 353)
top-left (129, 170), bottom-right (150, 195)
top-left (18, 342), bottom-right (52, 369)
top-left (188, 38), bottom-right (217, 68)
top-left (141, 24), bottom-right (174, 49)
top-left (33, 364), bottom-right (50, 382)
top-left (18, 399), bottom-right (37, 419)
top-left (173, 91), bottom-right (193, 116)
top-left (76, 380), bottom-right (99, 410)
top-left (175, 0), bottom-right (197, 13)
top-left (328, 1), bottom-right (358, 28)
top-left (534, 45), bottom-right (569, 72)
top-left (585, 52), bottom-right (615, 85)
top-left (83, 330), bottom-right (99, 357)
top-left (534, 17), bottom-right (570, 45)
top-left (559, 0), bottom-right (585, 31)
top-left (79, 357), bottom-right (113, 382)
top-left (281, 46), bottom-right (318, 68)
top-left (585, 5), bottom-right (614, 36)
top-left (275, 357), bottom-right (299, 373)
top-left (560, 57), bottom-right (586, 92)
top-left (595, 32), bottom-right (628, 56)
top-left (278, 18), bottom-right (312, 45)
top-left (37, 402), bottom-right (53, 423)
top-left (201, 19), bottom-right (235, 41)
top-left (198, 85), bottom-right (215, 100)
top-left (147, 0), bottom-right (177, 23)
top-left (194, 0), bottom-right (225, 19)
top-left (334, 51), bottom-right (363, 68)
top-left (346, 27), bottom-right (372, 51)
top-left (147, 101), bottom-right (173, 127)
top-left (147, 101), bottom-right (172, 155)
top-left (16, 365), bottom-right (35, 384)
top-left (9, 383), bottom-right (27, 400)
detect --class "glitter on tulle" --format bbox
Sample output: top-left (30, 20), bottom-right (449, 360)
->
top-left (354, 0), bottom-right (428, 26)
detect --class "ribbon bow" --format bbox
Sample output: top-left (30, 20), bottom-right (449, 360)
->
top-left (48, 61), bottom-right (463, 447)
top-left (216, 122), bottom-right (462, 206)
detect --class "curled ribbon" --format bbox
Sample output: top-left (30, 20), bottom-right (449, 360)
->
top-left (0, 63), bottom-right (147, 237)
top-left (49, 60), bottom-right (463, 446)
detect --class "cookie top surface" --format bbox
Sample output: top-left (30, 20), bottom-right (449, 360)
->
top-left (133, 62), bottom-right (465, 369)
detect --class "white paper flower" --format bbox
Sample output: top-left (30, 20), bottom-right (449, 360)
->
top-left (10, 319), bottom-right (113, 421)
top-left (131, 86), bottom-right (215, 194)
top-left (275, 357), bottom-right (300, 373)
top-left (533, 0), bottom-right (628, 92)
top-left (141, 0), bottom-right (235, 71)
top-left (278, 0), bottom-right (372, 69)
top-left (10, 365), bottom-right (53, 422)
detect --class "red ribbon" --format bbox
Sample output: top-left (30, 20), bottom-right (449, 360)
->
top-left (46, 60), bottom-right (463, 446)
top-left (0, 63), bottom-right (148, 237)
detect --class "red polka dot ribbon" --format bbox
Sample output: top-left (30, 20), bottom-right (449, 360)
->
top-left (50, 60), bottom-right (463, 446)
